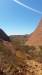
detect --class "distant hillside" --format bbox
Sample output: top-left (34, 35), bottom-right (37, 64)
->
top-left (10, 34), bottom-right (30, 41)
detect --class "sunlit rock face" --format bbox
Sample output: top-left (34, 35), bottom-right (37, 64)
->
top-left (26, 19), bottom-right (42, 46)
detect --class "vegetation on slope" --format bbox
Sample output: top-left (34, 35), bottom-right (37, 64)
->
top-left (0, 36), bottom-right (42, 75)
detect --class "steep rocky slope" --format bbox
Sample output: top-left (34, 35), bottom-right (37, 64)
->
top-left (0, 29), bottom-right (10, 41)
top-left (26, 19), bottom-right (42, 46)
top-left (0, 29), bottom-right (15, 54)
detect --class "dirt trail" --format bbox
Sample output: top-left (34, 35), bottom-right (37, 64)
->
top-left (3, 41), bottom-right (15, 55)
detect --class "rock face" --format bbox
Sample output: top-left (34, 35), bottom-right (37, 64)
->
top-left (26, 19), bottom-right (42, 46)
top-left (0, 29), bottom-right (10, 42)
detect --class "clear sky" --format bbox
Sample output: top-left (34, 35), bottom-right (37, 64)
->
top-left (0, 0), bottom-right (42, 35)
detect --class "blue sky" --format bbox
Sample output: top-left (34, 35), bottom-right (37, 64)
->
top-left (0, 0), bottom-right (42, 35)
